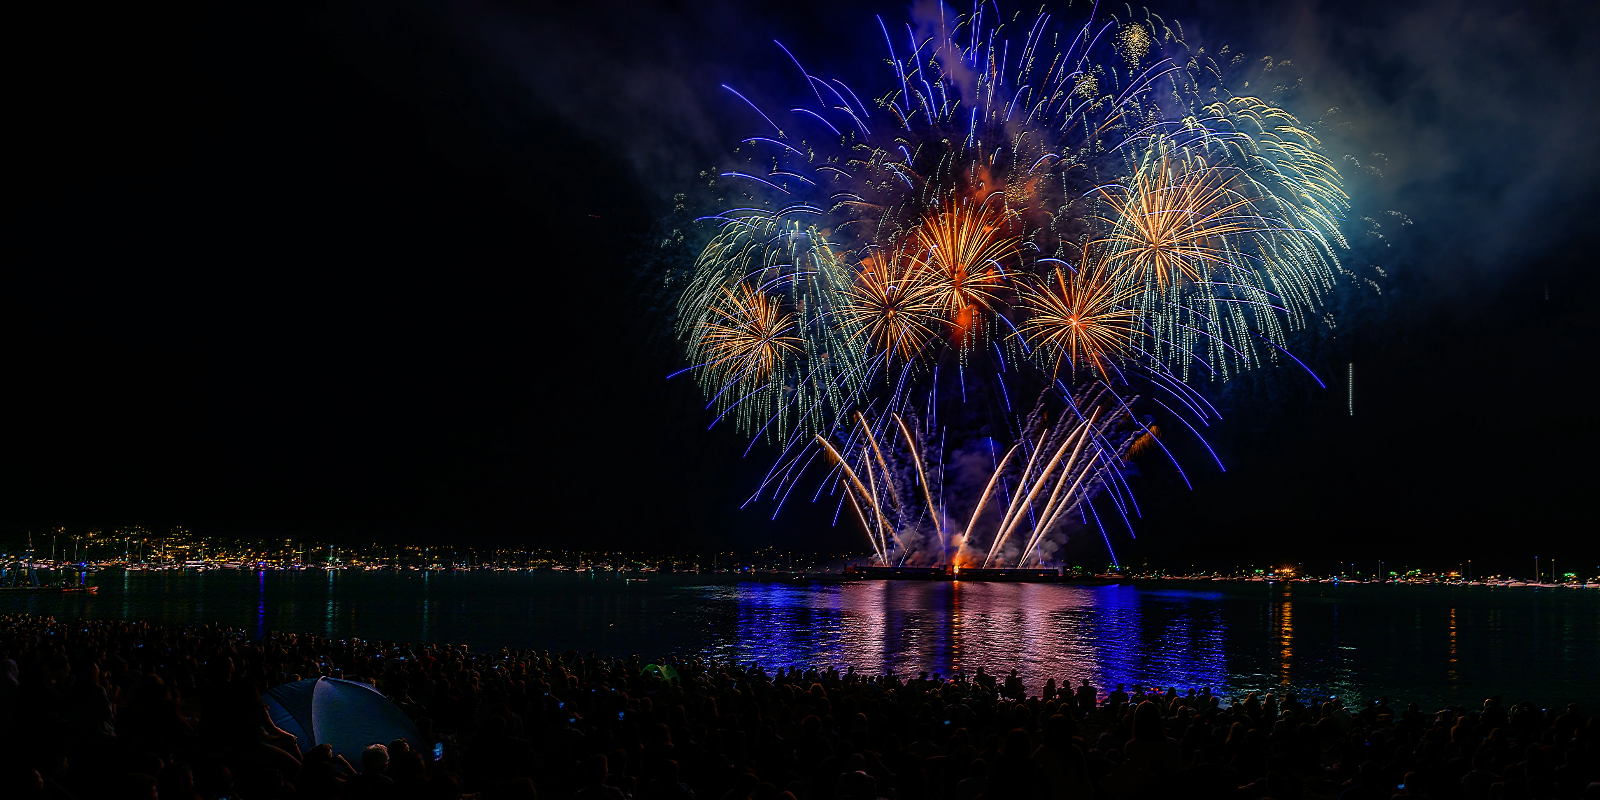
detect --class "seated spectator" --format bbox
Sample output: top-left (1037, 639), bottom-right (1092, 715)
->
top-left (1003, 669), bottom-right (1026, 701)
top-left (1390, 770), bottom-right (1422, 798)
top-left (1461, 755), bottom-right (1501, 800)
top-left (1072, 680), bottom-right (1094, 709)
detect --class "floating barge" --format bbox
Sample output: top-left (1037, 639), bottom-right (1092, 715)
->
top-left (844, 564), bottom-right (953, 580)
top-left (844, 565), bottom-right (1064, 583)
top-left (952, 567), bottom-right (1060, 582)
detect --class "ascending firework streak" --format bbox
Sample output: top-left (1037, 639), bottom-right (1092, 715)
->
top-left (815, 393), bottom-right (1143, 567)
top-left (673, 2), bottom-right (1350, 564)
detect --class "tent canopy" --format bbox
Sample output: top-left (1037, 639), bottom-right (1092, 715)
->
top-left (643, 663), bottom-right (679, 682)
top-left (263, 677), bottom-right (422, 764)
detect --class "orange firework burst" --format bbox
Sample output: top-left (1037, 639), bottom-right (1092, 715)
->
top-left (1018, 262), bottom-right (1137, 379)
top-left (840, 250), bottom-right (943, 362)
top-left (910, 198), bottom-right (1018, 341)
top-left (696, 283), bottom-right (803, 387)
top-left (1095, 159), bottom-right (1259, 292)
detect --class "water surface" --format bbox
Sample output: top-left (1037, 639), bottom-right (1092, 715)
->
top-left (4, 570), bottom-right (1595, 711)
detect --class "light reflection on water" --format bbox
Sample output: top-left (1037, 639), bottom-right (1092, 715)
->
top-left (2, 571), bottom-right (1596, 709)
top-left (716, 582), bottom-right (1228, 696)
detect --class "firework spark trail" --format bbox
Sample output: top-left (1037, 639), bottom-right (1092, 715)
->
top-left (1022, 409), bottom-right (1102, 551)
top-left (672, 2), bottom-right (1351, 566)
top-left (814, 435), bottom-right (898, 562)
top-left (893, 413), bottom-right (944, 555)
top-left (912, 198), bottom-right (1016, 336)
top-left (1023, 450), bottom-right (1105, 565)
top-left (856, 412), bottom-right (908, 518)
top-left (986, 416), bottom-right (1095, 567)
top-left (815, 392), bottom-right (1139, 567)
top-left (961, 441), bottom-right (1021, 551)
top-left (984, 426), bottom-right (1052, 567)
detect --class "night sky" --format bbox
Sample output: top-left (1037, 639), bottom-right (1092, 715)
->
top-left (6, 0), bottom-right (1597, 574)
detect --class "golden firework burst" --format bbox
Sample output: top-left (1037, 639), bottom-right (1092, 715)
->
top-left (840, 250), bottom-right (943, 362)
top-left (695, 283), bottom-right (803, 387)
top-left (1095, 159), bottom-right (1259, 292)
top-left (910, 198), bottom-right (1018, 341)
top-left (1115, 22), bottom-right (1151, 66)
top-left (1018, 262), bottom-right (1138, 379)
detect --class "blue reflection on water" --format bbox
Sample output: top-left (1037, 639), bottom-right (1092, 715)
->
top-left (256, 569), bottom-right (266, 640)
top-left (727, 580), bottom-right (1233, 695)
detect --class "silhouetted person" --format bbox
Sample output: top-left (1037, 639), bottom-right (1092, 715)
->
top-left (981, 728), bottom-right (1048, 798)
top-left (156, 763), bottom-right (202, 800)
top-left (642, 760), bottom-right (695, 800)
top-left (1106, 684), bottom-right (1128, 710)
top-left (955, 758), bottom-right (986, 800)
top-left (576, 754), bottom-right (626, 800)
top-left (351, 743), bottom-right (394, 799)
top-left (1031, 715), bottom-right (1091, 800)
top-left (1074, 679), bottom-right (1096, 712)
top-left (113, 772), bottom-right (158, 800)
top-left (1003, 670), bottom-right (1026, 701)
top-left (1461, 755), bottom-right (1501, 800)
top-left (1341, 761), bottom-right (1392, 800)
top-left (503, 777), bottom-right (539, 799)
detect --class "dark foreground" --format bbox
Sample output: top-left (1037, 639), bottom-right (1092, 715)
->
top-left (1, 615), bottom-right (1595, 800)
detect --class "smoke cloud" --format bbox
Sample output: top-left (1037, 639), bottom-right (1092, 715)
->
top-left (1251, 0), bottom-right (1600, 286)
top-left (465, 0), bottom-right (1598, 289)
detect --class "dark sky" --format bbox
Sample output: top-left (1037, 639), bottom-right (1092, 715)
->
top-left (5, 0), bottom-right (1597, 574)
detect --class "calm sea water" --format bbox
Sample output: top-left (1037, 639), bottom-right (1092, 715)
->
top-left (4, 570), bottom-right (1596, 711)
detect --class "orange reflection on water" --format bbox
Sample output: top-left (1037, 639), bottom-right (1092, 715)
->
top-left (1275, 588), bottom-right (1293, 687)
top-left (949, 578), bottom-right (963, 676)
top-left (1448, 607), bottom-right (1458, 686)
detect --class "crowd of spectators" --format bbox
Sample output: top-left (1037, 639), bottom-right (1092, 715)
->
top-left (0, 614), bottom-right (1595, 799)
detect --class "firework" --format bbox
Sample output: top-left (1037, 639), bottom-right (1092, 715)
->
top-left (817, 397), bottom-right (1140, 568)
top-left (839, 249), bottom-right (942, 362)
top-left (1018, 261), bottom-right (1137, 380)
top-left (684, 283), bottom-right (804, 432)
top-left (673, 3), bottom-right (1351, 566)
top-left (1094, 159), bottom-right (1260, 293)
top-left (695, 283), bottom-right (802, 385)
top-left (910, 198), bottom-right (1017, 345)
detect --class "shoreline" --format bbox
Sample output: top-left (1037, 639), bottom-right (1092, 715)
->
top-left (8, 564), bottom-right (1598, 591)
